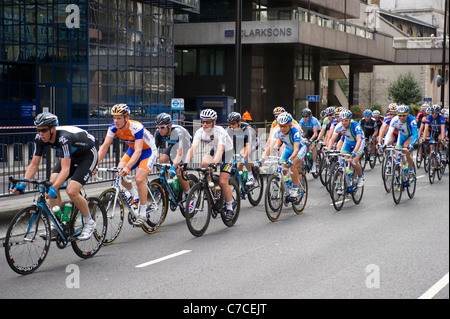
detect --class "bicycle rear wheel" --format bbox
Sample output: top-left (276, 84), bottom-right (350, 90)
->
top-left (415, 144), bottom-right (423, 168)
top-left (391, 164), bottom-right (403, 204)
top-left (141, 182), bottom-right (167, 234)
top-left (351, 178), bottom-right (364, 204)
top-left (185, 183), bottom-right (211, 237)
top-left (330, 167), bottom-right (346, 211)
top-left (220, 178), bottom-right (241, 227)
top-left (292, 172), bottom-right (308, 214)
top-left (4, 206), bottom-right (51, 275)
top-left (265, 175), bottom-right (284, 222)
top-left (437, 153), bottom-right (445, 180)
top-left (71, 197), bottom-right (107, 259)
top-left (99, 188), bottom-right (125, 245)
top-left (247, 165), bottom-right (264, 206)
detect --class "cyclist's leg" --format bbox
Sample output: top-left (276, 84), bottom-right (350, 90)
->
top-left (136, 149), bottom-right (156, 208)
top-left (402, 136), bottom-right (414, 169)
top-left (119, 148), bottom-right (135, 191)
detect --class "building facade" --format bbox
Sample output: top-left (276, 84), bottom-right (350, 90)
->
top-left (0, 0), bottom-right (198, 127)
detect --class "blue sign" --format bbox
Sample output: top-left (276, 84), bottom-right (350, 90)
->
top-left (225, 30), bottom-right (234, 37)
top-left (307, 95), bottom-right (320, 102)
top-left (424, 98), bottom-right (432, 102)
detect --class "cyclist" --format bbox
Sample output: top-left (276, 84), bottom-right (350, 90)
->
top-left (372, 110), bottom-right (383, 135)
top-left (266, 106), bottom-right (301, 155)
top-left (377, 103), bottom-right (398, 147)
top-left (423, 104), bottom-right (446, 161)
top-left (260, 112), bottom-right (306, 198)
top-left (183, 109), bottom-right (235, 222)
top-left (416, 103), bottom-right (429, 128)
top-left (96, 103), bottom-right (157, 226)
top-left (359, 109), bottom-right (379, 160)
top-left (417, 106), bottom-right (433, 162)
top-left (225, 112), bottom-right (256, 186)
top-left (327, 110), bottom-right (365, 187)
top-left (154, 112), bottom-right (192, 197)
top-left (299, 108), bottom-right (321, 173)
top-left (381, 105), bottom-right (419, 180)
top-left (10, 112), bottom-right (98, 240)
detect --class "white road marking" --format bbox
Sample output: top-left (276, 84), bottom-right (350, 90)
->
top-left (135, 250), bottom-right (192, 268)
top-left (418, 273), bottom-right (449, 299)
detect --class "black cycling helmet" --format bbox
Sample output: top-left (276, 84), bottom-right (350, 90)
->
top-left (155, 112), bottom-right (172, 125)
top-left (227, 112), bottom-right (241, 123)
top-left (302, 108), bottom-right (312, 116)
top-left (34, 112), bottom-right (59, 127)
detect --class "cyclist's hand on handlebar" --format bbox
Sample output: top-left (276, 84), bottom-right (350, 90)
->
top-left (45, 186), bottom-right (58, 199)
top-left (208, 163), bottom-right (217, 172)
top-left (10, 182), bottom-right (26, 195)
top-left (119, 166), bottom-right (131, 177)
top-left (92, 166), bottom-right (98, 175)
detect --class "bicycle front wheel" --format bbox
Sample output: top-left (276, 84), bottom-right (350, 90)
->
top-left (185, 183), bottom-right (211, 237)
top-left (391, 164), bottom-right (403, 204)
top-left (99, 188), bottom-right (125, 245)
top-left (71, 197), bottom-right (107, 259)
top-left (406, 164), bottom-right (416, 199)
top-left (247, 165), bottom-right (264, 206)
top-left (382, 155), bottom-right (393, 193)
top-left (141, 182), bottom-right (167, 234)
top-left (292, 172), bottom-right (308, 214)
top-left (4, 206), bottom-right (51, 275)
top-left (330, 167), bottom-right (346, 211)
top-left (428, 153), bottom-right (436, 184)
top-left (265, 175), bottom-right (284, 222)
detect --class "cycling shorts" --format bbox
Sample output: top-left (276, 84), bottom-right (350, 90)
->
top-left (121, 147), bottom-right (156, 173)
top-left (52, 146), bottom-right (98, 185)
top-left (280, 145), bottom-right (307, 162)
top-left (341, 139), bottom-right (365, 155)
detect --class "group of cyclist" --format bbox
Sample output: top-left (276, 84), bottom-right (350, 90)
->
top-left (10, 100), bottom-right (449, 240)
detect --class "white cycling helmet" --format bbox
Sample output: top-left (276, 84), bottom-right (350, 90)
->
top-left (276, 112), bottom-right (293, 125)
top-left (200, 109), bottom-right (217, 120)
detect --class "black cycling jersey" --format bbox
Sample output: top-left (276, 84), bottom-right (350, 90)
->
top-left (359, 118), bottom-right (377, 137)
top-left (33, 126), bottom-right (97, 185)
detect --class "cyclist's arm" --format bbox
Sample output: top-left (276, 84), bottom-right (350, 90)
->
top-left (173, 147), bottom-right (183, 166)
top-left (372, 127), bottom-right (379, 139)
top-left (439, 124), bottom-right (445, 141)
top-left (289, 142), bottom-right (300, 162)
top-left (213, 143), bottom-right (225, 165)
top-left (327, 132), bottom-right (338, 150)
top-left (383, 125), bottom-right (395, 146)
top-left (377, 124), bottom-right (387, 144)
top-left (184, 144), bottom-right (198, 165)
top-left (423, 124), bottom-right (430, 139)
top-left (23, 155), bottom-right (41, 182)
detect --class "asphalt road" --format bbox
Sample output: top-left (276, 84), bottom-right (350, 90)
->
top-left (0, 162), bottom-right (448, 301)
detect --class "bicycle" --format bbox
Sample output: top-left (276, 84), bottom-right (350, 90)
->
top-left (321, 149), bottom-right (341, 194)
top-left (391, 148), bottom-right (416, 204)
top-left (232, 154), bottom-right (264, 206)
top-left (381, 145), bottom-right (396, 193)
top-left (327, 152), bottom-right (364, 211)
top-left (361, 137), bottom-right (377, 170)
top-left (148, 163), bottom-right (199, 216)
top-left (416, 138), bottom-right (430, 171)
top-left (97, 168), bottom-right (166, 245)
top-left (264, 158), bottom-right (308, 221)
top-left (427, 141), bottom-right (445, 184)
top-left (183, 166), bottom-right (241, 237)
top-left (302, 142), bottom-right (320, 179)
top-left (4, 177), bottom-right (107, 275)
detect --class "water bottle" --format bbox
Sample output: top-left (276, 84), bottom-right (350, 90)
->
top-left (214, 185), bottom-right (221, 199)
top-left (173, 177), bottom-right (180, 192)
top-left (208, 181), bottom-right (215, 189)
top-left (346, 167), bottom-right (354, 179)
top-left (308, 152), bottom-right (313, 162)
top-left (52, 206), bottom-right (63, 219)
top-left (242, 171), bottom-right (248, 182)
top-left (61, 202), bottom-right (72, 223)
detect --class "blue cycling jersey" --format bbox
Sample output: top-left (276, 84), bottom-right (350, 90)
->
top-left (272, 126), bottom-right (305, 151)
top-left (424, 114), bottom-right (446, 133)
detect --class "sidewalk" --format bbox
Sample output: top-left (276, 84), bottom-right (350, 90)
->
top-left (0, 181), bottom-right (112, 228)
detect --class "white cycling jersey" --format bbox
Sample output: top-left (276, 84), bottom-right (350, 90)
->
top-left (192, 126), bottom-right (234, 153)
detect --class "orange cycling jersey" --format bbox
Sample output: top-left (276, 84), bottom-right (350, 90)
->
top-left (106, 120), bottom-right (156, 150)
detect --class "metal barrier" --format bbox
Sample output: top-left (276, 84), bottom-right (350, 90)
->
top-left (0, 121), bottom-right (271, 197)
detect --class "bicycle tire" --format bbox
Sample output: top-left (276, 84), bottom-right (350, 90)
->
top-left (71, 197), bottom-right (107, 259)
top-left (220, 177), bottom-right (241, 227)
top-left (437, 153), bottom-right (444, 180)
top-left (292, 171), bottom-right (308, 214)
top-left (265, 174), bottom-right (284, 222)
top-left (141, 182), bottom-right (168, 234)
top-left (247, 166), bottom-right (264, 206)
top-left (330, 167), bottom-right (346, 211)
top-left (406, 164), bottom-right (416, 199)
top-left (415, 144), bottom-right (422, 168)
top-left (326, 161), bottom-right (339, 194)
top-left (185, 182), bottom-right (211, 237)
top-left (428, 153), bottom-right (436, 184)
top-left (4, 206), bottom-right (51, 275)
top-left (99, 188), bottom-right (125, 246)
top-left (319, 156), bottom-right (328, 186)
top-left (391, 164), bottom-right (403, 204)
top-left (382, 154), bottom-right (393, 193)
top-left (369, 151), bottom-right (377, 169)
top-left (351, 178), bottom-right (364, 204)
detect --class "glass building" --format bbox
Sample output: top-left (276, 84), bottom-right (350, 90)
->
top-left (0, 0), bottom-right (198, 126)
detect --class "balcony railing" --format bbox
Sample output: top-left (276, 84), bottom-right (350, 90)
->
top-left (393, 36), bottom-right (449, 49)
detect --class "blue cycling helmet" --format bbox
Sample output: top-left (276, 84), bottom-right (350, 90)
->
top-left (34, 112), bottom-right (59, 127)
top-left (363, 109), bottom-right (372, 117)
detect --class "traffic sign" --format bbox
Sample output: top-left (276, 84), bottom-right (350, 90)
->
top-left (307, 95), bottom-right (320, 102)
top-left (171, 98), bottom-right (184, 110)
